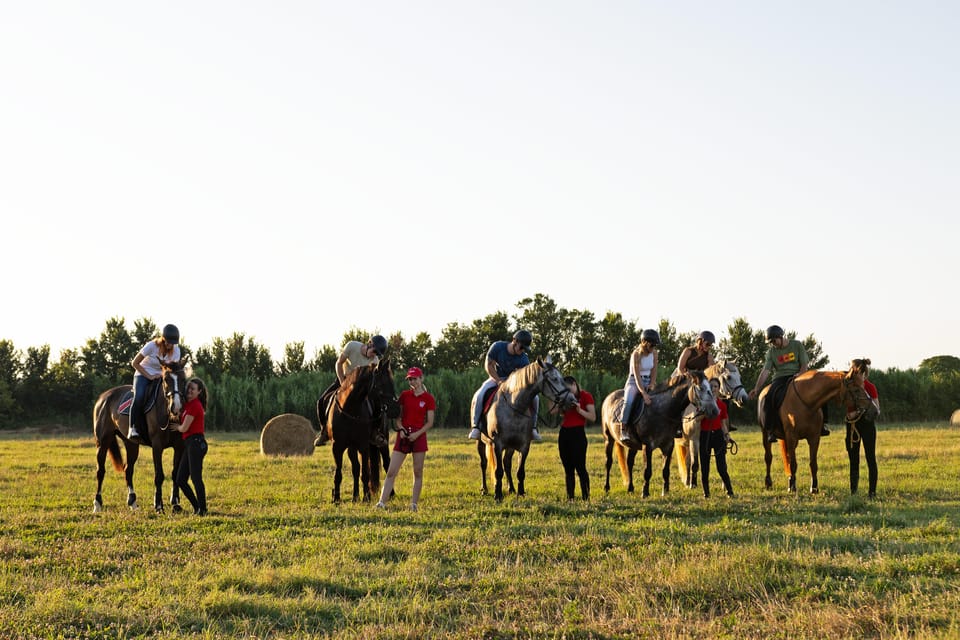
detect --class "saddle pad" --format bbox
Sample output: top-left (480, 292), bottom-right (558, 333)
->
top-left (119, 380), bottom-right (162, 417)
top-left (118, 392), bottom-right (134, 416)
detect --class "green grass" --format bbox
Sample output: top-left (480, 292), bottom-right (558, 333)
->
top-left (1, 422), bottom-right (959, 639)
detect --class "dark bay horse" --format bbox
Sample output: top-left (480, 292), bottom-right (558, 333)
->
top-left (675, 359), bottom-right (749, 489)
top-left (324, 358), bottom-right (399, 503)
top-left (93, 362), bottom-right (186, 512)
top-left (759, 360), bottom-right (878, 493)
top-left (602, 371), bottom-right (719, 498)
top-left (478, 357), bottom-right (577, 502)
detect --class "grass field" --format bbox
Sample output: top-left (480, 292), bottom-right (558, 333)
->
top-left (1, 422), bottom-right (959, 639)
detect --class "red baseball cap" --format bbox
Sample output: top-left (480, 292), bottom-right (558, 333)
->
top-left (405, 366), bottom-right (423, 379)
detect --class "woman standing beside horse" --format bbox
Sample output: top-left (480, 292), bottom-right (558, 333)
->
top-left (846, 359), bottom-right (880, 497)
top-left (377, 367), bottom-right (435, 512)
top-left (128, 324), bottom-right (181, 442)
top-left (171, 377), bottom-right (209, 515)
top-left (551, 375), bottom-right (595, 500)
top-left (699, 378), bottom-right (734, 498)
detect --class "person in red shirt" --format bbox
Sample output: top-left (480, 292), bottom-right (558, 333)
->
top-left (172, 377), bottom-right (209, 515)
top-left (699, 378), bottom-right (734, 498)
top-left (551, 376), bottom-right (595, 500)
top-left (845, 359), bottom-right (880, 498)
top-left (376, 367), bottom-right (436, 512)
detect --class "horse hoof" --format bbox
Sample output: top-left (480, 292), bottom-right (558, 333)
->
top-left (93, 500), bottom-right (103, 514)
top-left (810, 488), bottom-right (819, 495)
top-left (172, 504), bottom-right (184, 514)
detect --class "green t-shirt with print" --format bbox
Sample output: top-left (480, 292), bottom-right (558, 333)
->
top-left (763, 339), bottom-right (809, 379)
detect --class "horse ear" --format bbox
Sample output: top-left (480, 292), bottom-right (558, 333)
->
top-left (544, 355), bottom-right (553, 366)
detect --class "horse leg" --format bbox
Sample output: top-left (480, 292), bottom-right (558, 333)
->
top-left (170, 444), bottom-right (184, 513)
top-left (478, 441), bottom-right (488, 495)
top-left (660, 442), bottom-right (673, 497)
top-left (808, 438), bottom-right (821, 494)
top-left (627, 447), bottom-right (637, 493)
top-left (603, 435), bottom-right (614, 494)
top-left (331, 443), bottom-right (345, 504)
top-left (762, 436), bottom-right (774, 490)
top-left (516, 449), bottom-right (528, 497)
top-left (152, 445), bottom-right (166, 513)
top-left (689, 438), bottom-right (699, 489)
top-left (504, 449), bottom-right (515, 495)
top-left (94, 442), bottom-right (108, 513)
top-left (494, 443), bottom-right (505, 503)
top-left (783, 440), bottom-right (797, 493)
top-left (125, 441), bottom-right (140, 510)
top-left (347, 447), bottom-right (362, 502)
top-left (360, 447), bottom-right (373, 502)
top-left (641, 446), bottom-right (653, 498)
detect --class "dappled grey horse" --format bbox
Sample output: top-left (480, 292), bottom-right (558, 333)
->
top-left (602, 371), bottom-right (719, 498)
top-left (478, 356), bottom-right (578, 502)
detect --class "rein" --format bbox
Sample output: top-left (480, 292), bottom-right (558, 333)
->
top-left (335, 371), bottom-right (377, 421)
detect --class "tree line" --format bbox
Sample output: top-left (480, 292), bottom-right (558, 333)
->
top-left (2, 293), bottom-right (958, 430)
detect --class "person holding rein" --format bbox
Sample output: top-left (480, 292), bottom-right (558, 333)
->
top-left (128, 324), bottom-right (182, 443)
top-left (315, 335), bottom-right (389, 446)
top-left (468, 330), bottom-right (542, 442)
top-left (617, 329), bottom-right (660, 446)
top-left (171, 377), bottom-right (209, 515)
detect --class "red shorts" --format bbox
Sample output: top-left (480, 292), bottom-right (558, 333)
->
top-left (394, 430), bottom-right (428, 454)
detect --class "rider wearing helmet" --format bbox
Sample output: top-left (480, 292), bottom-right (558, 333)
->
top-left (677, 331), bottom-right (716, 376)
top-left (128, 323), bottom-right (182, 442)
top-left (315, 335), bottom-right (389, 446)
top-left (468, 330), bottom-right (542, 442)
top-left (617, 328), bottom-right (661, 446)
top-left (748, 325), bottom-right (827, 441)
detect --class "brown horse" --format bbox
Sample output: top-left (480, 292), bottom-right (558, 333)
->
top-left (759, 360), bottom-right (877, 493)
top-left (325, 358), bottom-right (399, 503)
top-left (93, 362), bottom-right (186, 512)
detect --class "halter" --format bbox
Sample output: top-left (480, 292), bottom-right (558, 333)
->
top-left (162, 367), bottom-right (185, 422)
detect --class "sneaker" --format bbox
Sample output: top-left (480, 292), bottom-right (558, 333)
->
top-left (767, 432), bottom-right (778, 444)
top-left (820, 427), bottom-right (830, 436)
top-left (375, 501), bottom-right (386, 510)
top-left (468, 428), bottom-right (482, 440)
top-left (531, 428), bottom-right (543, 442)
top-left (127, 427), bottom-right (143, 443)
top-left (618, 427), bottom-right (637, 447)
top-left (315, 429), bottom-right (329, 447)
top-left (726, 491), bottom-right (736, 499)
top-left (410, 503), bottom-right (418, 512)
top-left (674, 430), bottom-right (683, 439)
top-left (372, 430), bottom-right (388, 448)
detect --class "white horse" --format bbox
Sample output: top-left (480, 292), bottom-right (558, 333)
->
top-left (675, 360), bottom-right (748, 489)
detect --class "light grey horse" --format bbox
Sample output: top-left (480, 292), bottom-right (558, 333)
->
top-left (675, 359), bottom-right (749, 488)
top-left (478, 356), bottom-right (578, 502)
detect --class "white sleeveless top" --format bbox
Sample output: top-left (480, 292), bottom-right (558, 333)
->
top-left (636, 352), bottom-right (655, 380)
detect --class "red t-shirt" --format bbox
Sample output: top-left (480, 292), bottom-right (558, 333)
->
top-left (700, 397), bottom-right (728, 432)
top-left (398, 389), bottom-right (436, 430)
top-left (561, 390), bottom-right (594, 428)
top-left (180, 397), bottom-right (205, 439)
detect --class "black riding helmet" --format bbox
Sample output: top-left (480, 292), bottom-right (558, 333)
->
top-left (766, 325), bottom-right (785, 341)
top-left (641, 328), bottom-right (661, 346)
top-left (698, 330), bottom-right (715, 344)
top-left (370, 335), bottom-right (388, 357)
top-left (162, 324), bottom-right (180, 345)
top-left (513, 329), bottom-right (533, 350)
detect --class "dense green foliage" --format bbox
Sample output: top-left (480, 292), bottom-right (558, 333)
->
top-left (1, 425), bottom-right (959, 638)
top-left (2, 294), bottom-right (959, 429)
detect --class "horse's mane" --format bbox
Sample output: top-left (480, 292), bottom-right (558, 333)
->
top-left (653, 370), bottom-right (704, 395)
top-left (501, 360), bottom-right (537, 395)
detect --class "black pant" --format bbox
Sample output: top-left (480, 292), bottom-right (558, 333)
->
top-left (699, 429), bottom-right (733, 497)
top-left (846, 419), bottom-right (877, 495)
top-left (176, 434), bottom-right (208, 512)
top-left (558, 427), bottom-right (589, 500)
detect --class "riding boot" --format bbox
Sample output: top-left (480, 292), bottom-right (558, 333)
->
top-left (617, 422), bottom-right (638, 447)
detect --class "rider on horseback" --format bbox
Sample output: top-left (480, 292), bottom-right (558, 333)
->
top-left (128, 324), bottom-right (181, 443)
top-left (748, 325), bottom-right (829, 442)
top-left (315, 335), bottom-right (389, 446)
top-left (467, 330), bottom-right (543, 443)
top-left (617, 328), bottom-right (660, 446)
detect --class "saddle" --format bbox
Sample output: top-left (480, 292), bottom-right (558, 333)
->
top-left (117, 378), bottom-right (163, 416)
top-left (759, 377), bottom-right (791, 437)
top-left (478, 385), bottom-right (534, 431)
top-left (618, 397), bottom-right (645, 427)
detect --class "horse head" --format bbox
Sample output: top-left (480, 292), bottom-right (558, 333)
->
top-left (685, 371), bottom-right (720, 419)
top-left (843, 358), bottom-right (879, 423)
top-left (373, 358), bottom-right (400, 420)
top-left (537, 356), bottom-right (578, 410)
top-left (714, 359), bottom-right (749, 407)
top-left (161, 360), bottom-right (187, 418)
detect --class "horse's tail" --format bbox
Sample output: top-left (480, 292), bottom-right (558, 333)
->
top-left (94, 392), bottom-right (125, 474)
top-left (486, 441), bottom-right (497, 484)
top-left (676, 440), bottom-right (689, 480)
top-left (615, 442), bottom-right (631, 486)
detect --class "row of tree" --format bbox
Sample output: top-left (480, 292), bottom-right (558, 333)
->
top-left (2, 294), bottom-right (958, 429)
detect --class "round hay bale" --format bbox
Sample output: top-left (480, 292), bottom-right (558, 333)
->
top-left (951, 409), bottom-right (960, 426)
top-left (260, 413), bottom-right (316, 456)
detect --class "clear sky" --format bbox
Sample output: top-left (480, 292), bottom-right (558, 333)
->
top-left (3, 2), bottom-right (957, 372)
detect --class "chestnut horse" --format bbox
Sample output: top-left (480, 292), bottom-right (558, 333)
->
top-left (602, 371), bottom-right (719, 498)
top-left (324, 358), bottom-right (399, 503)
top-left (675, 359), bottom-right (749, 489)
top-left (93, 362), bottom-right (186, 512)
top-left (478, 357), bottom-right (578, 502)
top-left (759, 360), bottom-right (878, 493)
